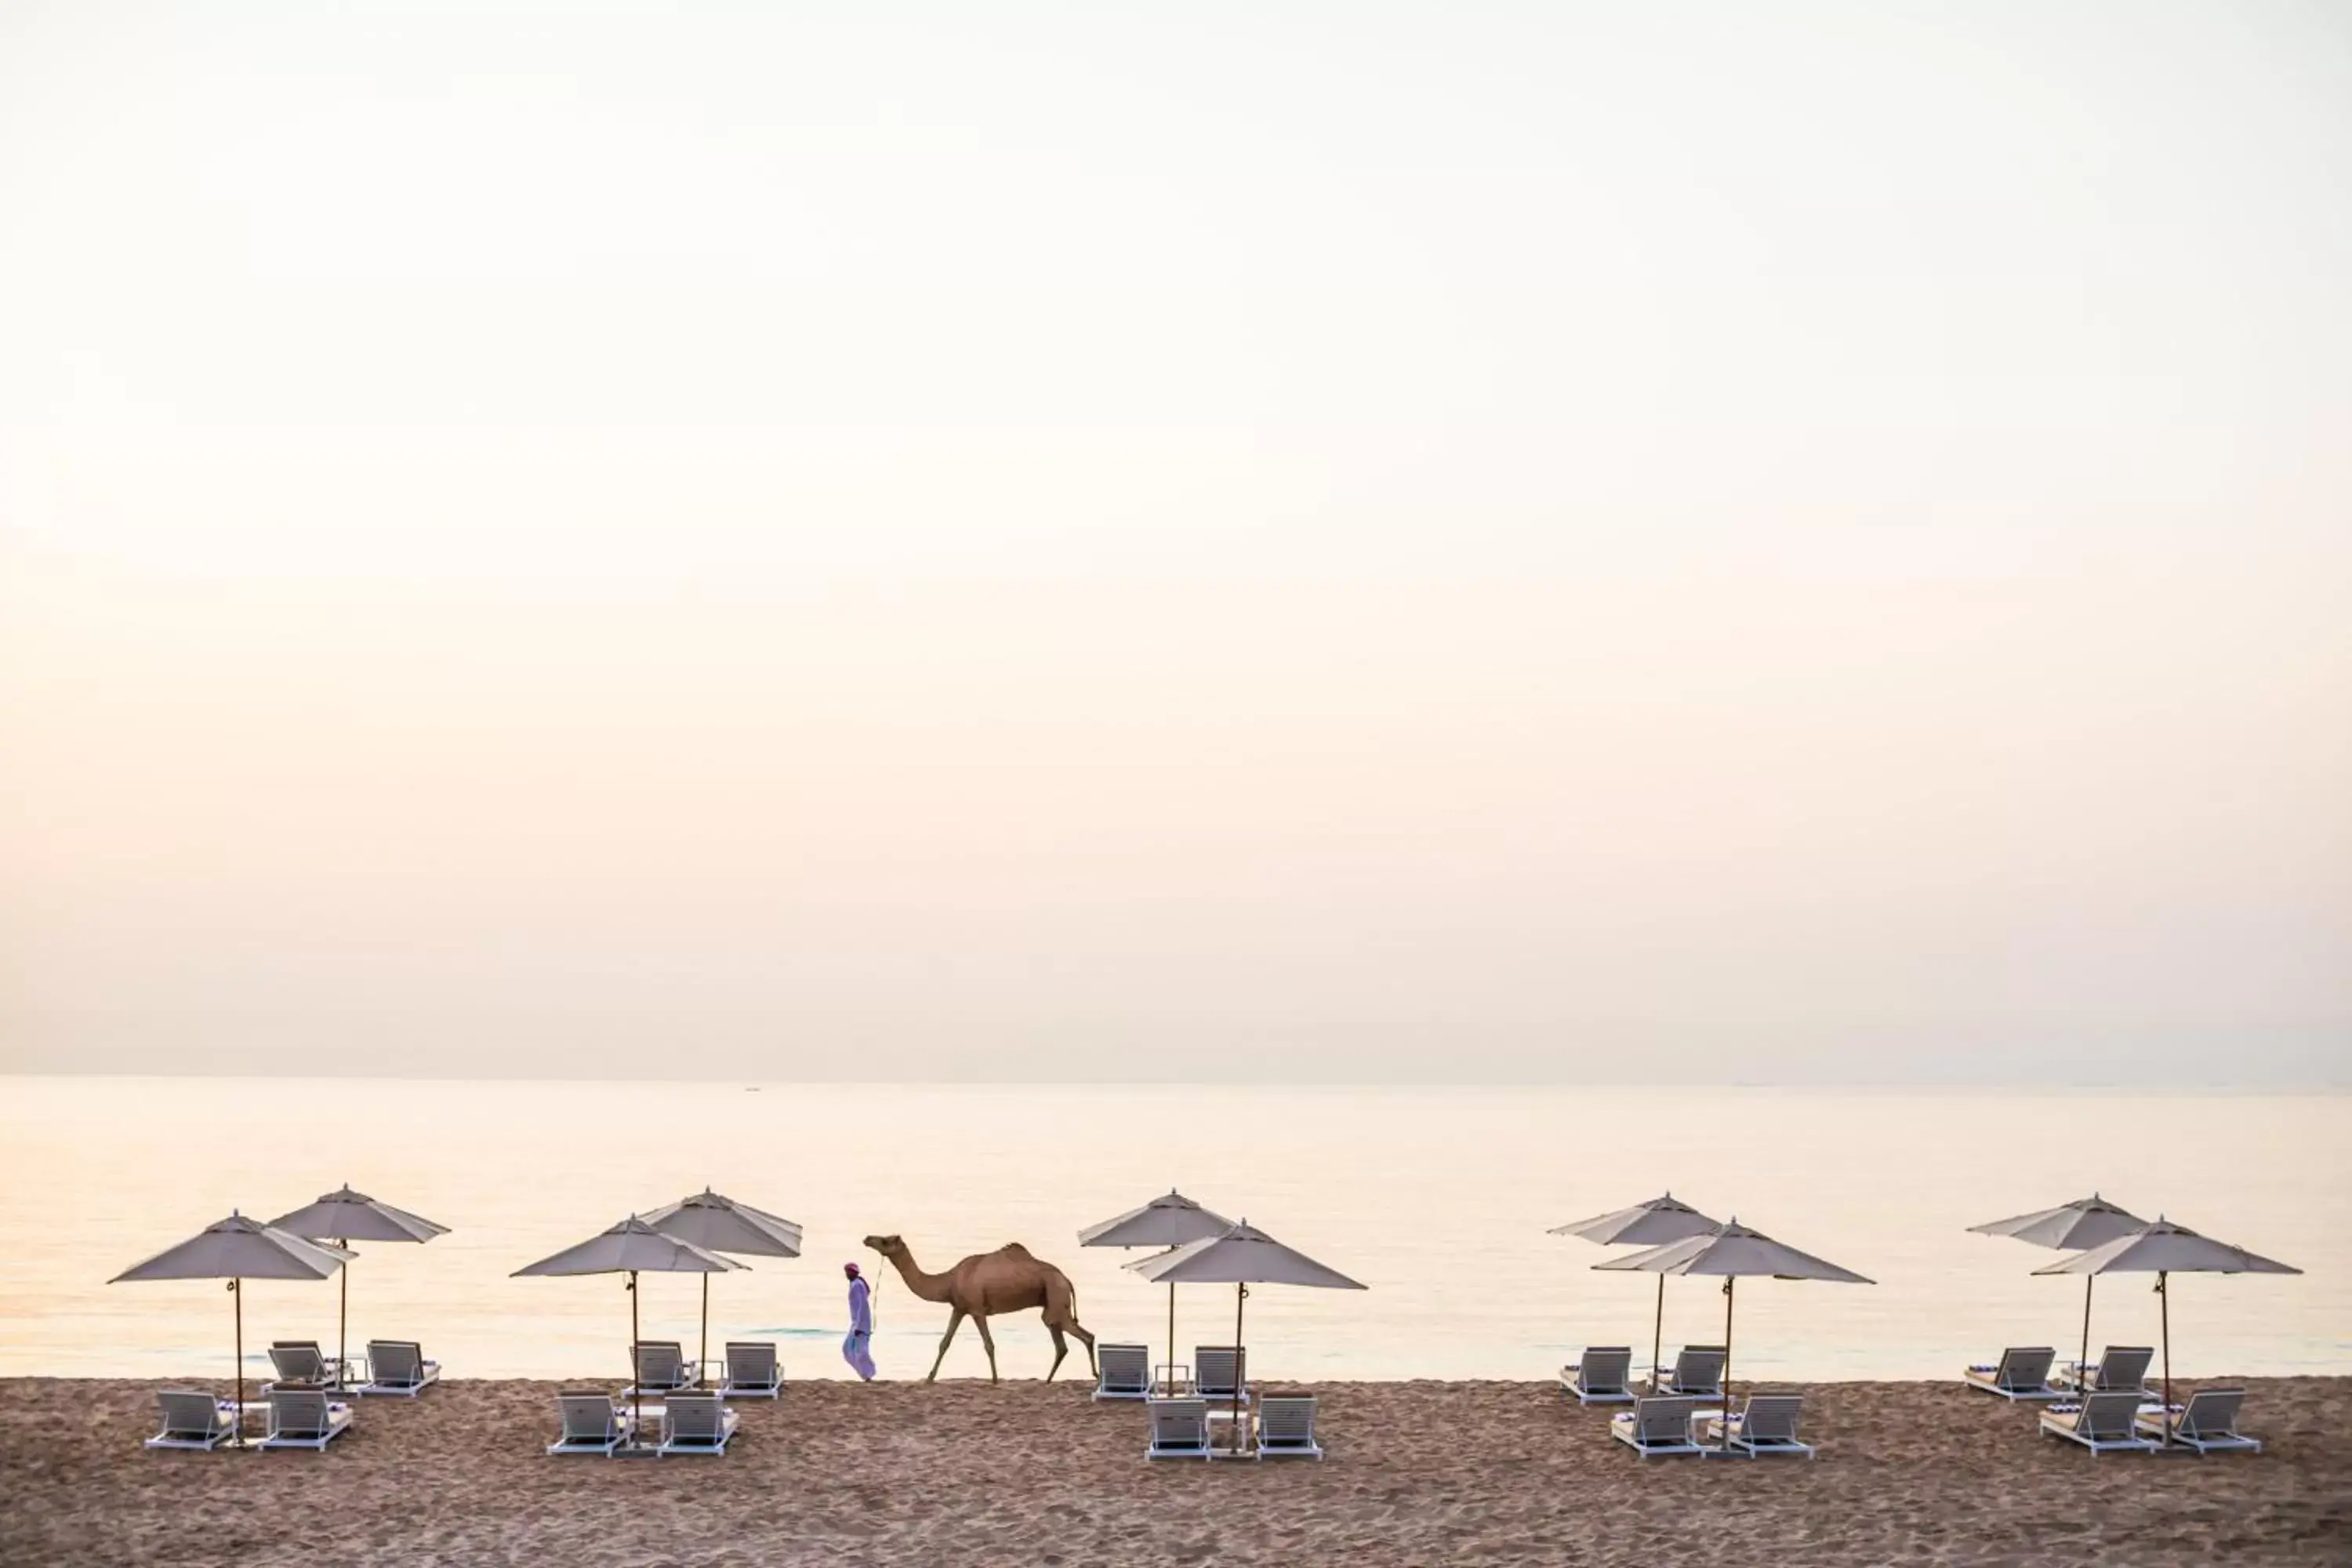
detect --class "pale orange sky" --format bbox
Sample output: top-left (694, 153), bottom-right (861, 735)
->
top-left (2, 2), bottom-right (2347, 1082)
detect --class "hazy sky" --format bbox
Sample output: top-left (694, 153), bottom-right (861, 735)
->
top-left (3, 2), bottom-right (2347, 1083)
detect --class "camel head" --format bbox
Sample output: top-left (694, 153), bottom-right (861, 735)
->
top-left (863, 1233), bottom-right (906, 1261)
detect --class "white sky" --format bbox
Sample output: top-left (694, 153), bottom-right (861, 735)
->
top-left (2, 2), bottom-right (2347, 1082)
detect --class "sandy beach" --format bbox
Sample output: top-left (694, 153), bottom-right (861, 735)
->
top-left (4, 1376), bottom-right (2346, 1566)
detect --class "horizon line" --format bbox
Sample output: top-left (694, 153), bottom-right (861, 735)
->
top-left (3, 1069), bottom-right (2343, 1094)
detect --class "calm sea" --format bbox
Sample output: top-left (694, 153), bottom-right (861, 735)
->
top-left (3, 1079), bottom-right (2343, 1385)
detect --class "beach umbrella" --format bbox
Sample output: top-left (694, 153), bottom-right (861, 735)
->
top-left (2034, 1217), bottom-right (2299, 1441)
top-left (269, 1184), bottom-right (450, 1390)
top-left (514, 1215), bottom-right (746, 1444)
top-left (1078, 1189), bottom-right (1236, 1389)
top-left (641, 1188), bottom-right (803, 1385)
top-left (1549, 1192), bottom-right (1721, 1388)
top-left (1597, 1218), bottom-right (1872, 1452)
top-left (1134, 1220), bottom-right (1366, 1452)
top-left (111, 1212), bottom-right (349, 1447)
top-left (1968, 1192), bottom-right (2145, 1390)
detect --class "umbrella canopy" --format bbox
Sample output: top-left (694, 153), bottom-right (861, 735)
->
top-left (515, 1216), bottom-right (744, 1447)
top-left (270, 1184), bottom-right (450, 1244)
top-left (1135, 1220), bottom-right (1367, 1290)
top-left (2034, 1215), bottom-right (2299, 1439)
top-left (641, 1188), bottom-right (803, 1257)
top-left (114, 1213), bottom-right (350, 1283)
top-left (1549, 1191), bottom-right (1720, 1247)
top-left (1601, 1220), bottom-right (1873, 1284)
top-left (1079, 1189), bottom-right (1236, 1387)
top-left (1969, 1192), bottom-right (2146, 1389)
top-left (111, 1213), bottom-right (348, 1446)
top-left (1599, 1218), bottom-right (1872, 1452)
top-left (1079, 1189), bottom-right (1234, 1249)
top-left (2033, 1218), bottom-right (2299, 1280)
top-left (1135, 1220), bottom-right (1365, 1453)
top-left (270, 1185), bottom-right (450, 1388)
top-left (1549, 1192), bottom-right (1722, 1385)
top-left (1969, 1192), bottom-right (2143, 1252)
top-left (641, 1189), bottom-right (803, 1382)
top-left (514, 1214), bottom-right (745, 1278)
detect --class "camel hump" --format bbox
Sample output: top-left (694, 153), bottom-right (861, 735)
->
top-left (992, 1242), bottom-right (1036, 1260)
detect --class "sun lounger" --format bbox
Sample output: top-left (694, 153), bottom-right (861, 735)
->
top-left (1255, 1396), bottom-right (1323, 1460)
top-left (1561, 1345), bottom-right (1635, 1404)
top-left (1701, 1393), bottom-right (1813, 1458)
top-left (1963, 1346), bottom-right (2061, 1401)
top-left (1652, 1345), bottom-right (1726, 1399)
top-left (2039, 1392), bottom-right (2158, 1456)
top-left (656, 1391), bottom-right (739, 1456)
top-left (358, 1339), bottom-right (440, 1396)
top-left (263, 1340), bottom-right (342, 1392)
top-left (1193, 1346), bottom-right (1248, 1406)
top-left (145, 1390), bottom-right (240, 1451)
top-left (547, 1392), bottom-right (640, 1455)
top-left (258, 1388), bottom-right (354, 1450)
top-left (625, 1340), bottom-right (699, 1397)
top-left (1195, 1346), bottom-right (1247, 1401)
top-left (2137, 1388), bottom-right (2260, 1454)
top-left (2056, 1345), bottom-right (2154, 1397)
top-left (1094, 1343), bottom-right (1152, 1401)
top-left (1610, 1396), bottom-right (1702, 1457)
top-left (718, 1341), bottom-right (781, 1399)
top-left (1147, 1397), bottom-right (1213, 1460)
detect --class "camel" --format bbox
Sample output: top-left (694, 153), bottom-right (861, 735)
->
top-left (863, 1234), bottom-right (1098, 1384)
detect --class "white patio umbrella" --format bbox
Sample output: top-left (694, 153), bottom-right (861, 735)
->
top-left (1078, 1189), bottom-right (1235, 1389)
top-left (1134, 1220), bottom-right (1366, 1452)
top-left (1549, 1192), bottom-right (1722, 1388)
top-left (1597, 1218), bottom-right (1872, 1452)
top-left (641, 1188), bottom-right (803, 1384)
top-left (514, 1215), bottom-right (746, 1444)
top-left (1968, 1192), bottom-right (2145, 1389)
top-left (2034, 1217), bottom-right (2299, 1440)
top-left (269, 1184), bottom-right (450, 1390)
top-left (111, 1212), bottom-right (350, 1446)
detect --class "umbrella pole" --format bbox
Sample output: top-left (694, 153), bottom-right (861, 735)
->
top-left (2079, 1273), bottom-right (2093, 1393)
top-left (1719, 1276), bottom-right (1735, 1455)
top-left (2158, 1270), bottom-right (2170, 1445)
top-left (628, 1270), bottom-right (642, 1450)
top-left (1232, 1282), bottom-right (1247, 1457)
top-left (1167, 1280), bottom-right (1177, 1399)
top-left (338, 1240), bottom-right (350, 1391)
top-left (233, 1276), bottom-right (245, 1450)
top-left (1652, 1274), bottom-right (1665, 1392)
top-left (701, 1272), bottom-right (710, 1389)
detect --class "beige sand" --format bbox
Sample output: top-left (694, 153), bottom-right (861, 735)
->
top-left (4, 1377), bottom-right (2347, 1566)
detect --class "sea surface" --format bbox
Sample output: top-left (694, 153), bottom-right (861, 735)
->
top-left (2, 1078), bottom-right (2343, 1387)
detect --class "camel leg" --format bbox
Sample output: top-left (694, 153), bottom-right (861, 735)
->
top-left (1046, 1296), bottom-right (1099, 1380)
top-left (974, 1313), bottom-right (1000, 1385)
top-left (927, 1307), bottom-right (967, 1383)
top-left (1045, 1325), bottom-right (1069, 1383)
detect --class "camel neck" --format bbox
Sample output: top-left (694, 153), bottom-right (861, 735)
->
top-left (884, 1248), bottom-right (953, 1301)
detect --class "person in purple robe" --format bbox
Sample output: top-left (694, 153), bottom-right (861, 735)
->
top-left (843, 1261), bottom-right (877, 1380)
